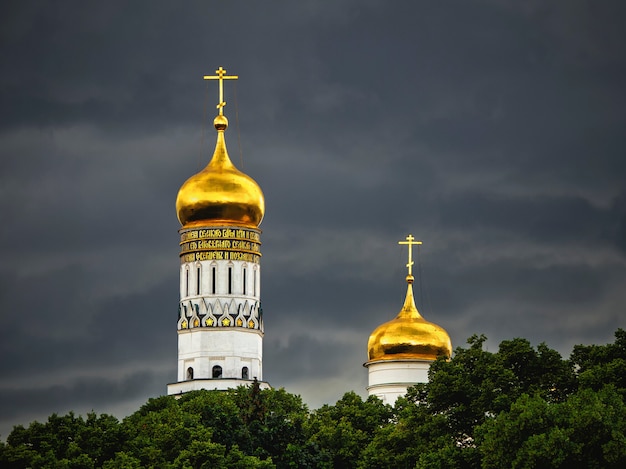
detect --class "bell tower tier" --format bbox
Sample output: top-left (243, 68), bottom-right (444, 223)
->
top-left (167, 67), bottom-right (269, 395)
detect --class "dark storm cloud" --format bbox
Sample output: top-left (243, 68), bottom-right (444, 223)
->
top-left (265, 333), bottom-right (356, 380)
top-left (1, 2), bottom-right (209, 129)
top-left (0, 370), bottom-right (167, 422)
top-left (0, 0), bottom-right (366, 131)
top-left (1, 0), bottom-right (625, 438)
top-left (437, 192), bottom-right (614, 245)
top-left (0, 270), bottom-right (175, 377)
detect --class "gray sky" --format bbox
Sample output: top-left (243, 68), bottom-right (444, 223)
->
top-left (1, 0), bottom-right (625, 437)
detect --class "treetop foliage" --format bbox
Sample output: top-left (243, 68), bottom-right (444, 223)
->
top-left (2, 329), bottom-right (625, 468)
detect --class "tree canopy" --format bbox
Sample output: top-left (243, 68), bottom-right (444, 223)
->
top-left (2, 330), bottom-right (624, 468)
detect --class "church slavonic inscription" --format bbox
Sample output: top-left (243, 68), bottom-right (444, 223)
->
top-left (179, 227), bottom-right (261, 264)
top-left (180, 239), bottom-right (260, 252)
top-left (181, 251), bottom-right (261, 263)
top-left (180, 228), bottom-right (260, 243)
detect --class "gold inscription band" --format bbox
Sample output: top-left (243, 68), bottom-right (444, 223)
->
top-left (181, 239), bottom-right (258, 251)
top-left (180, 241), bottom-right (260, 253)
top-left (179, 226), bottom-right (262, 264)
top-left (180, 228), bottom-right (261, 243)
top-left (181, 251), bottom-right (261, 263)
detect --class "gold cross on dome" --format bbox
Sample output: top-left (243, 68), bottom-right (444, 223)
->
top-left (203, 66), bottom-right (239, 115)
top-left (398, 234), bottom-right (422, 276)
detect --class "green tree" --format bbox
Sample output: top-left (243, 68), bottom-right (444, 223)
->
top-left (360, 335), bottom-right (577, 468)
top-left (424, 335), bottom-right (575, 445)
top-left (121, 395), bottom-right (200, 467)
top-left (101, 451), bottom-right (142, 468)
top-left (571, 328), bottom-right (626, 397)
top-left (76, 412), bottom-right (124, 466)
top-left (358, 397), bottom-right (430, 469)
top-left (178, 390), bottom-right (249, 451)
top-left (360, 391), bottom-right (479, 469)
top-left (478, 386), bottom-right (626, 468)
top-left (1, 411), bottom-right (123, 468)
top-left (171, 439), bottom-right (275, 469)
top-left (498, 339), bottom-right (577, 402)
top-left (231, 386), bottom-right (310, 468)
top-left (305, 392), bottom-right (392, 469)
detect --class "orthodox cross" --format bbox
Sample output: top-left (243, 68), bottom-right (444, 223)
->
top-left (398, 234), bottom-right (422, 276)
top-left (203, 66), bottom-right (239, 115)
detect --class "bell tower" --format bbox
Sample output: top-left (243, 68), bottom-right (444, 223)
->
top-left (168, 67), bottom-right (269, 394)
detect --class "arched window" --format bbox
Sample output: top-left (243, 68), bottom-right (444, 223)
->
top-left (186, 367), bottom-right (194, 380)
top-left (253, 267), bottom-right (258, 296)
top-left (243, 266), bottom-right (247, 295)
top-left (212, 365), bottom-right (223, 378)
top-left (211, 266), bottom-right (217, 294)
top-left (228, 266), bottom-right (233, 294)
top-left (196, 264), bottom-right (201, 294)
top-left (185, 267), bottom-right (190, 297)
top-left (242, 367), bottom-right (249, 379)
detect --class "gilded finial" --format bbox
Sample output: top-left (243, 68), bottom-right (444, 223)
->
top-left (398, 234), bottom-right (422, 282)
top-left (203, 66), bottom-right (239, 117)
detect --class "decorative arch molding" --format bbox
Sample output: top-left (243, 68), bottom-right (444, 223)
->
top-left (176, 298), bottom-right (263, 330)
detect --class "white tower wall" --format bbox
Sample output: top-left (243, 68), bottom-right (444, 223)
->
top-left (365, 359), bottom-right (432, 405)
top-left (167, 226), bottom-right (269, 395)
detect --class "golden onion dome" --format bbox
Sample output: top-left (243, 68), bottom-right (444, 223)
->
top-left (367, 275), bottom-right (452, 362)
top-left (176, 115), bottom-right (265, 228)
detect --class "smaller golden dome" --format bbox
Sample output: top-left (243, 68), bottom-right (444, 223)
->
top-left (367, 275), bottom-right (452, 362)
top-left (176, 116), bottom-right (265, 228)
